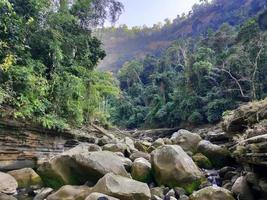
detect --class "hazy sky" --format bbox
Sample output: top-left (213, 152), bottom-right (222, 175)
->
top-left (114, 0), bottom-right (199, 27)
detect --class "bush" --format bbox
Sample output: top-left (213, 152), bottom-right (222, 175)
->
top-left (206, 99), bottom-right (234, 123)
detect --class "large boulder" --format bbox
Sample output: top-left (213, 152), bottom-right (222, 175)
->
top-left (85, 192), bottom-right (119, 200)
top-left (189, 186), bottom-right (235, 200)
top-left (131, 158), bottom-right (152, 183)
top-left (46, 185), bottom-right (91, 200)
top-left (129, 151), bottom-right (151, 162)
top-left (197, 140), bottom-right (231, 168)
top-left (0, 172), bottom-right (18, 194)
top-left (92, 173), bottom-right (151, 200)
top-left (0, 193), bottom-right (17, 200)
top-left (171, 130), bottom-right (202, 153)
top-left (103, 143), bottom-right (128, 154)
top-left (232, 176), bottom-right (254, 200)
top-left (38, 150), bottom-right (131, 188)
top-left (8, 168), bottom-right (43, 188)
top-left (151, 145), bottom-right (204, 193)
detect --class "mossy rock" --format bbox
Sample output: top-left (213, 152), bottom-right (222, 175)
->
top-left (192, 153), bottom-right (212, 169)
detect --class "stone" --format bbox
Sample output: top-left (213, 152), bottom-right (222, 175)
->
top-left (46, 185), bottom-right (91, 200)
top-left (0, 172), bottom-right (18, 194)
top-left (135, 141), bottom-right (151, 152)
top-left (232, 176), bottom-right (254, 200)
top-left (103, 143), bottom-right (128, 154)
top-left (151, 145), bottom-right (204, 193)
top-left (150, 187), bottom-right (165, 199)
top-left (165, 189), bottom-right (176, 198)
top-left (38, 150), bottom-right (132, 188)
top-left (189, 186), bottom-right (235, 200)
top-left (131, 158), bottom-right (152, 183)
top-left (192, 153), bottom-right (212, 169)
top-left (92, 173), bottom-right (151, 200)
top-left (130, 151), bottom-right (151, 162)
top-left (197, 140), bottom-right (231, 167)
top-left (85, 192), bottom-right (119, 200)
top-left (8, 168), bottom-right (43, 188)
top-left (180, 195), bottom-right (189, 200)
top-left (33, 188), bottom-right (54, 200)
top-left (124, 137), bottom-right (138, 153)
top-left (171, 129), bottom-right (202, 153)
top-left (87, 144), bottom-right (102, 152)
top-left (98, 136), bottom-right (109, 146)
top-left (0, 193), bottom-right (17, 200)
top-left (152, 138), bottom-right (165, 148)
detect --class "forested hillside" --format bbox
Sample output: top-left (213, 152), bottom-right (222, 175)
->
top-left (96, 0), bottom-right (267, 72)
top-left (109, 6), bottom-right (267, 128)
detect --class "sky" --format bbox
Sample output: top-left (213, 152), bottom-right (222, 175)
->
top-left (114, 0), bottom-right (199, 28)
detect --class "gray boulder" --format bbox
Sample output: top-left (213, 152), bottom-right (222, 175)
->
top-left (171, 129), bottom-right (202, 153)
top-left (0, 172), bottom-right (18, 194)
top-left (151, 145), bottom-right (204, 193)
top-left (189, 186), bottom-right (235, 200)
top-left (92, 173), bottom-right (151, 200)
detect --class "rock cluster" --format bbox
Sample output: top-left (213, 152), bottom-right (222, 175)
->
top-left (0, 98), bottom-right (266, 200)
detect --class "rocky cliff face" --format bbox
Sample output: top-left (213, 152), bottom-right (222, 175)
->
top-left (0, 119), bottom-right (101, 171)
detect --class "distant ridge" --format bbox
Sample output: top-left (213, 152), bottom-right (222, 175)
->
top-left (96, 0), bottom-right (267, 72)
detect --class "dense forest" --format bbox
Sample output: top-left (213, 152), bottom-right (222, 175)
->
top-left (110, 18), bottom-right (267, 128)
top-left (0, 0), bottom-right (267, 130)
top-left (0, 0), bottom-right (123, 129)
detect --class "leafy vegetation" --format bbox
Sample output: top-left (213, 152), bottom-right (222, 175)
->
top-left (111, 19), bottom-right (267, 128)
top-left (0, 0), bottom-right (123, 129)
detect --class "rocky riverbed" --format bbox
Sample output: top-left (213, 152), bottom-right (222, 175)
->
top-left (0, 99), bottom-right (266, 200)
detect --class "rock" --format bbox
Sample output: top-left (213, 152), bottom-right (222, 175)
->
top-left (152, 195), bottom-right (163, 200)
top-left (232, 176), bottom-right (254, 200)
top-left (135, 141), bottom-right (151, 152)
top-left (33, 188), bottom-right (54, 200)
top-left (197, 140), bottom-right (231, 168)
top-left (189, 186), bottom-right (235, 200)
top-left (124, 137), bottom-right (138, 153)
top-left (150, 187), bottom-right (165, 199)
top-left (180, 195), bottom-right (189, 200)
top-left (92, 173), bottom-right (151, 200)
top-left (0, 172), bottom-right (18, 194)
top-left (192, 153), bottom-right (212, 169)
top-left (98, 136), bottom-right (109, 146)
top-left (165, 189), bottom-right (176, 198)
top-left (151, 145), bottom-right (204, 193)
top-left (46, 185), bottom-right (91, 200)
top-left (87, 144), bottom-right (102, 152)
top-left (131, 158), bottom-right (152, 183)
top-left (103, 143), bottom-right (128, 154)
top-left (8, 168), bottom-right (43, 188)
top-left (85, 192), bottom-right (119, 200)
top-left (152, 138), bottom-right (165, 148)
top-left (130, 151), bottom-right (151, 162)
top-left (222, 98), bottom-right (267, 133)
top-left (0, 193), bottom-right (17, 200)
top-left (38, 150), bottom-right (132, 188)
top-left (171, 129), bottom-right (202, 153)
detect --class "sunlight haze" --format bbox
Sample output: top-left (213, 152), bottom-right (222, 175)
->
top-left (115, 0), bottom-right (200, 27)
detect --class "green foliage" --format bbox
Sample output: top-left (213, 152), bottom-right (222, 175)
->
top-left (0, 0), bottom-right (122, 129)
top-left (111, 19), bottom-right (267, 128)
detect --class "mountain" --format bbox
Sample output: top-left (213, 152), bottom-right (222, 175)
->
top-left (96, 0), bottom-right (267, 72)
